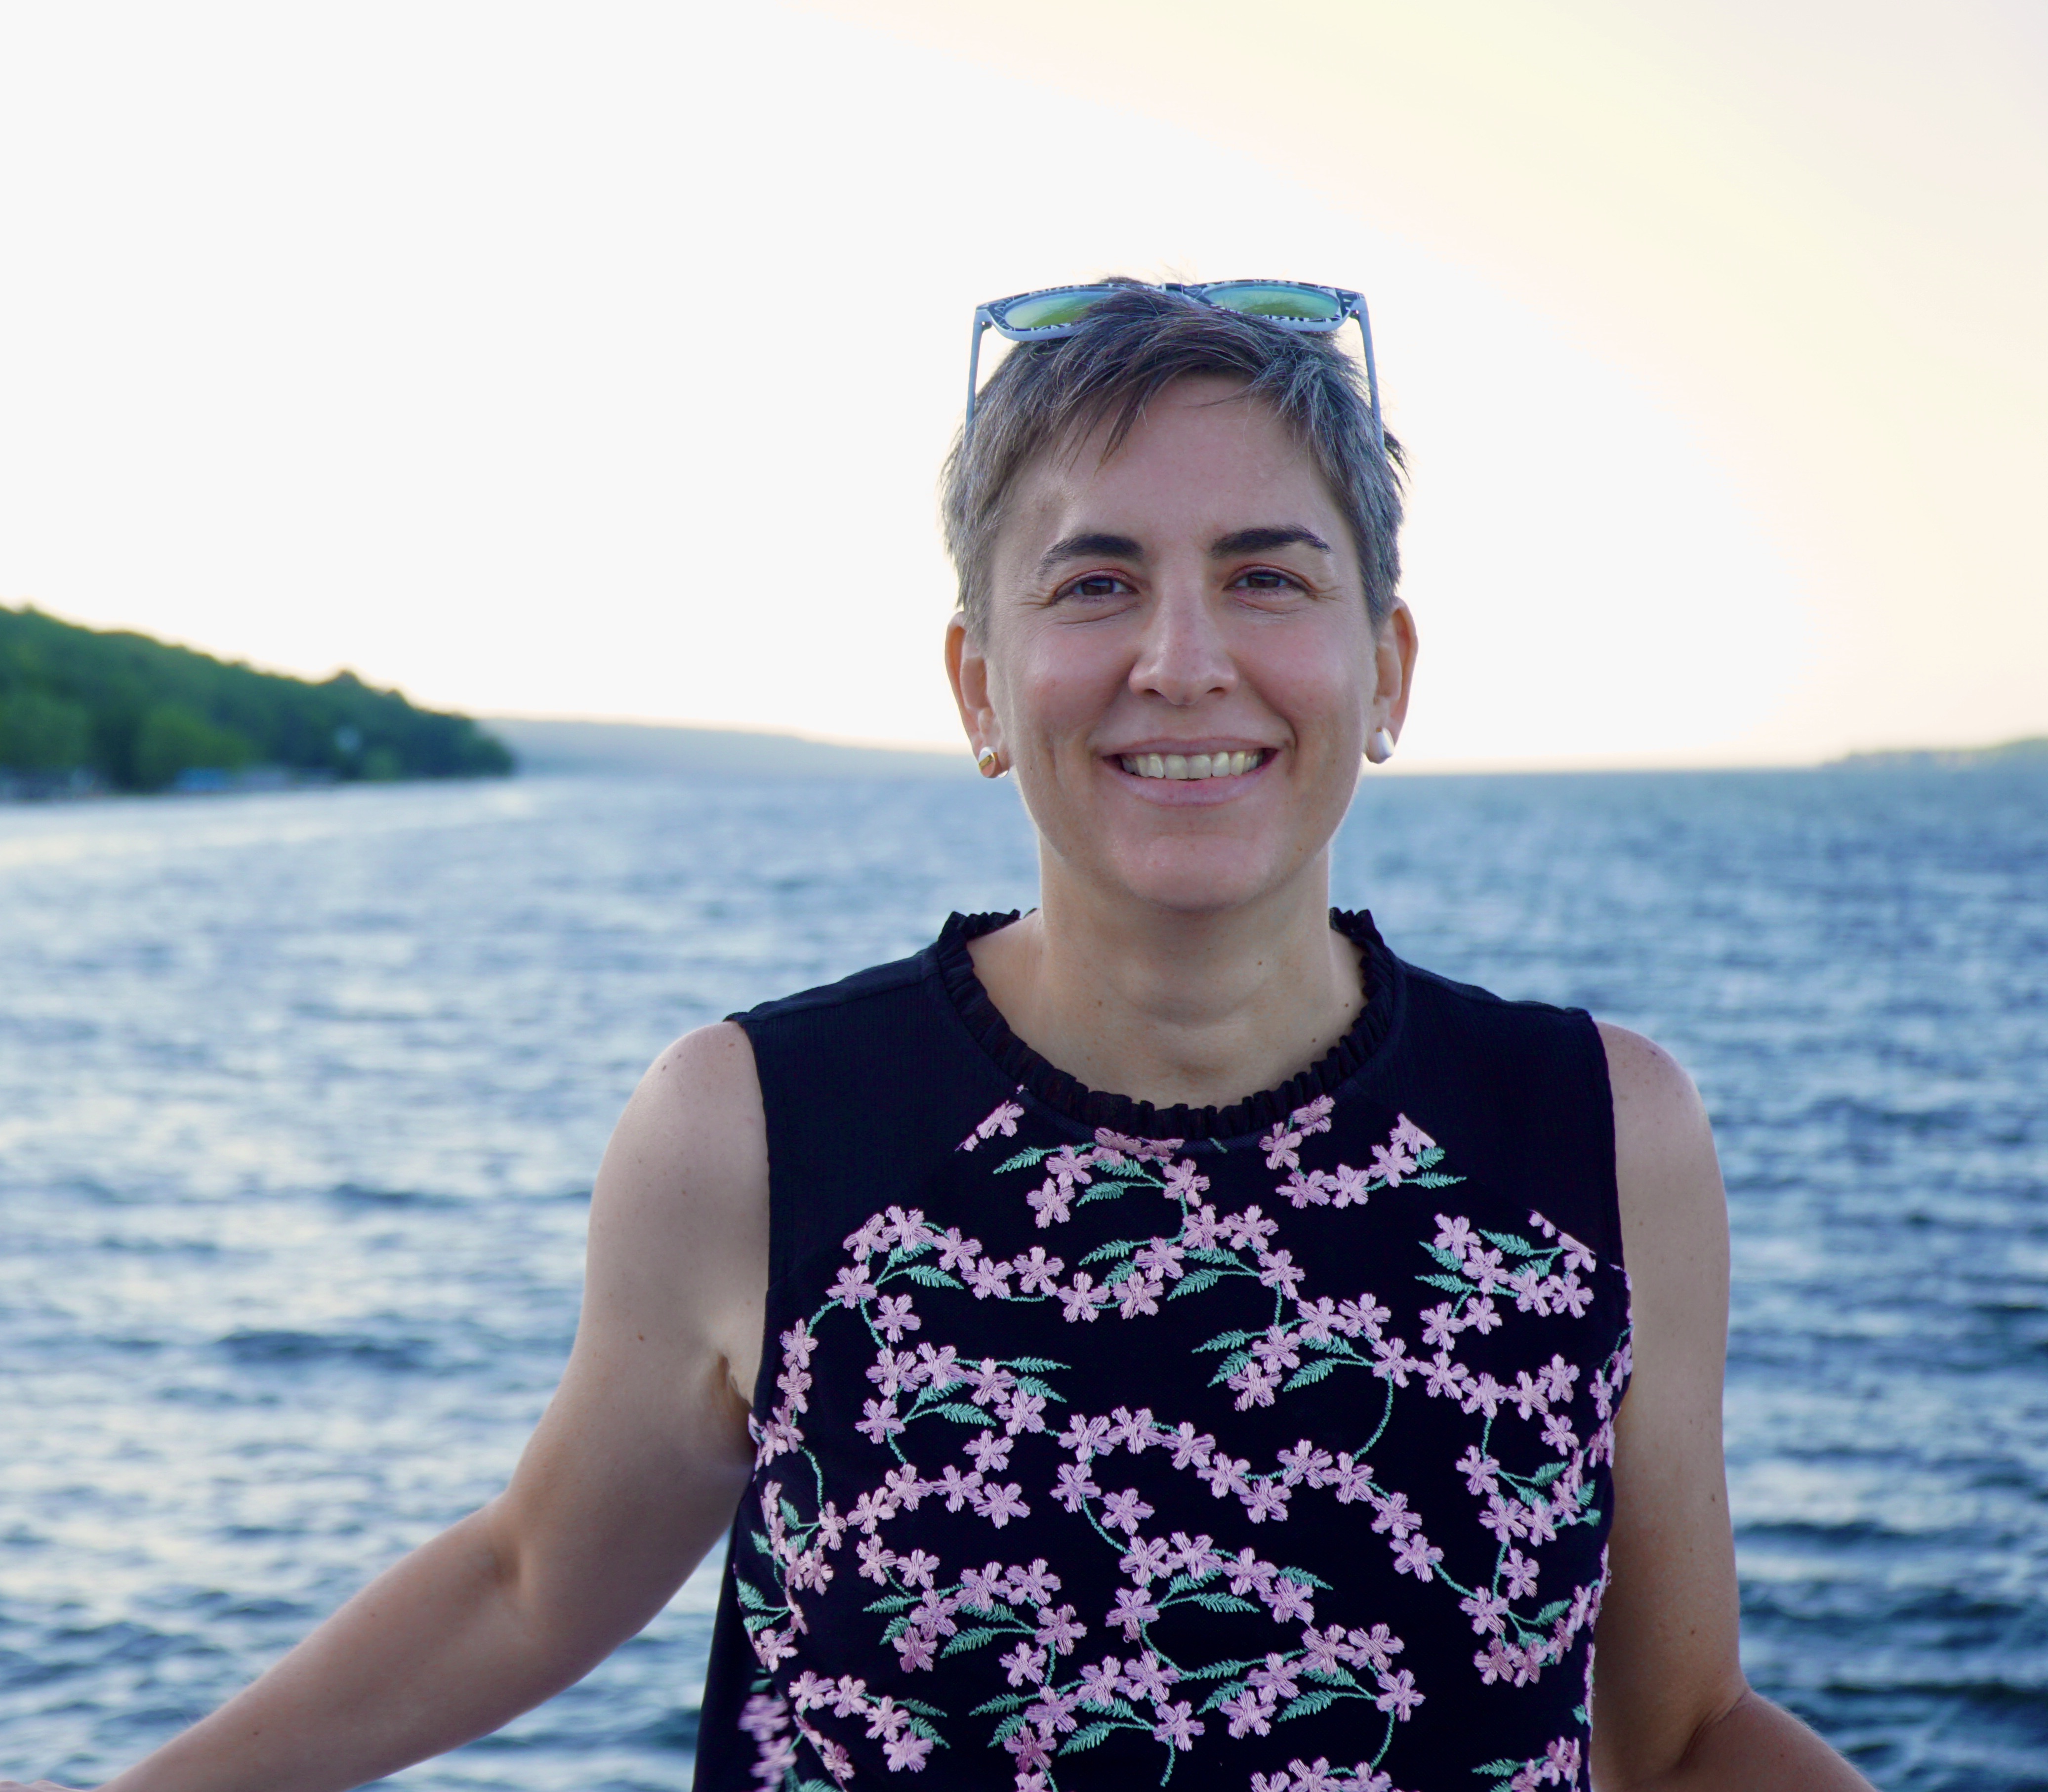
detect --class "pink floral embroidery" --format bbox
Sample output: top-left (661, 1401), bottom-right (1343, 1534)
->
top-left (728, 1094), bottom-right (1625, 1790)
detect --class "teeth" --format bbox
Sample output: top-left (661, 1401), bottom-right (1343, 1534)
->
top-left (1118, 750), bottom-right (1263, 780)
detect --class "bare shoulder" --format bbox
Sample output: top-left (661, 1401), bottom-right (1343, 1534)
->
top-left (1596, 1021), bottom-right (1724, 1282)
top-left (1593, 1020), bottom-right (1728, 1470)
top-left (605, 1020), bottom-right (770, 1204)
top-left (582, 1021), bottom-right (772, 1404)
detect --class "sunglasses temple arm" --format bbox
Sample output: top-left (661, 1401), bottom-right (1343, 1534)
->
top-left (964, 316), bottom-right (989, 450)
top-left (1353, 299), bottom-right (1386, 458)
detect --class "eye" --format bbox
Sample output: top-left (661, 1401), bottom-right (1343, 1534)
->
top-left (1231, 567), bottom-right (1308, 595)
top-left (1058, 572), bottom-right (1136, 603)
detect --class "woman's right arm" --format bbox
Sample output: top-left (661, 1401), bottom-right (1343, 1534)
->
top-left (8, 1022), bottom-right (771, 1792)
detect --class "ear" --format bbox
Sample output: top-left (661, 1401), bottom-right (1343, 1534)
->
top-left (945, 611), bottom-right (1004, 764)
top-left (1368, 599), bottom-right (1419, 746)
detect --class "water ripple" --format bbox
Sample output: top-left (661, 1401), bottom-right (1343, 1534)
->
top-left (1, 767), bottom-right (2041, 1789)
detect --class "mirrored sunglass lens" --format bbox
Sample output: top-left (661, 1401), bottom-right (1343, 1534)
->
top-left (996, 288), bottom-right (1117, 330)
top-left (1201, 282), bottom-right (1345, 321)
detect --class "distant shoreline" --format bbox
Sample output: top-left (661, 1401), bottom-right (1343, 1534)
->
top-left (484, 717), bottom-right (2048, 782)
top-left (481, 715), bottom-right (974, 781)
top-left (1827, 736), bottom-right (2048, 771)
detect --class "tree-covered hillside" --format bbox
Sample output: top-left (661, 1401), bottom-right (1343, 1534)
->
top-left (0, 605), bottom-right (512, 791)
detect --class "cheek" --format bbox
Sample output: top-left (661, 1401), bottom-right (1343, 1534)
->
top-left (1251, 627), bottom-right (1374, 736)
top-left (1004, 630), bottom-right (1128, 741)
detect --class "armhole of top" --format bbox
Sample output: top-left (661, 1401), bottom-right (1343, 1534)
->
top-left (1576, 1008), bottom-right (1627, 1277)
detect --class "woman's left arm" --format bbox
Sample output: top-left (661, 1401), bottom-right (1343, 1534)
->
top-left (1587, 1024), bottom-right (1874, 1792)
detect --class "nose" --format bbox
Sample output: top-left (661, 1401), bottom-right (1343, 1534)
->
top-left (1129, 576), bottom-right (1236, 707)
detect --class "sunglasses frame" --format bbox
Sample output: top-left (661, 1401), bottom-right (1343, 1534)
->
top-left (964, 280), bottom-right (1384, 455)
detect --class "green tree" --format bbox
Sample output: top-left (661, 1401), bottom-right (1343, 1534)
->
top-left (0, 604), bottom-right (513, 791)
top-left (132, 704), bottom-right (258, 790)
top-left (0, 689), bottom-right (93, 770)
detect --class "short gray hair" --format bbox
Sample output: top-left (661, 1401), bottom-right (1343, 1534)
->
top-left (941, 282), bottom-right (1405, 640)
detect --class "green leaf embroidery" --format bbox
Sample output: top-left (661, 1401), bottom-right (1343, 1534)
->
top-left (1207, 1350), bottom-right (1253, 1387)
top-left (1168, 1267), bottom-right (1225, 1298)
top-left (993, 1147), bottom-right (1051, 1173)
top-left (1277, 1566), bottom-right (1333, 1589)
top-left (1415, 1272), bottom-right (1471, 1293)
top-left (930, 1401), bottom-right (999, 1424)
top-left (1419, 1242), bottom-right (1470, 1274)
top-left (1061, 1722), bottom-right (1121, 1753)
top-left (1080, 1239), bottom-right (1141, 1265)
top-left (1532, 1598), bottom-right (1570, 1625)
top-left (1301, 1664), bottom-right (1360, 1688)
top-left (1009, 1374), bottom-right (1067, 1402)
top-left (1480, 1229), bottom-right (1538, 1257)
top-left (1182, 1245), bottom-right (1240, 1265)
top-left (1281, 1359), bottom-right (1341, 1391)
top-left (1416, 1145), bottom-right (1445, 1168)
top-left (1001, 1357), bottom-right (1070, 1373)
top-left (778, 1497), bottom-right (804, 1529)
top-left (1181, 1656), bottom-right (1265, 1679)
top-left (894, 1696), bottom-right (947, 1716)
top-left (1406, 1171), bottom-right (1464, 1188)
top-left (1527, 1460), bottom-right (1566, 1487)
top-left (1473, 1761), bottom-right (1526, 1777)
top-left (1186, 1590), bottom-right (1259, 1615)
top-left (1277, 1687), bottom-right (1341, 1721)
top-left (735, 1578), bottom-right (771, 1611)
top-left (941, 1625), bottom-right (1008, 1655)
top-left (970, 1691), bottom-right (1033, 1716)
top-left (1196, 1328), bottom-right (1258, 1353)
top-left (864, 1592), bottom-right (919, 1612)
top-left (898, 1263), bottom-right (963, 1289)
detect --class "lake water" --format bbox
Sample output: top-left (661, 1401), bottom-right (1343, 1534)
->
top-left (1, 766), bottom-right (2043, 1791)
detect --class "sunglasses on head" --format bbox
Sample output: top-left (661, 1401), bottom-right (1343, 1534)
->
top-left (964, 279), bottom-right (1383, 453)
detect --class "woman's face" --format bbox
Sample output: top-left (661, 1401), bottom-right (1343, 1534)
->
top-left (949, 376), bottom-right (1416, 919)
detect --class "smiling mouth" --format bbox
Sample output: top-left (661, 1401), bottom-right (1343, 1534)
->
top-left (1116, 750), bottom-right (1267, 781)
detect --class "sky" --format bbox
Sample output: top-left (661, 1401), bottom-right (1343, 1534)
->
top-left (0, 1), bottom-right (2041, 767)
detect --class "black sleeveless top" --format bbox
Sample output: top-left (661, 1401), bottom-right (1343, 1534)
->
top-left (695, 913), bottom-right (1631, 1792)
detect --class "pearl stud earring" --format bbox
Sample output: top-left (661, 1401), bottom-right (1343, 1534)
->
top-left (976, 746), bottom-right (1002, 777)
top-left (1365, 727), bottom-right (1395, 765)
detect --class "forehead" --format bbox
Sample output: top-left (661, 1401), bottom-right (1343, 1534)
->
top-left (997, 378), bottom-right (1351, 560)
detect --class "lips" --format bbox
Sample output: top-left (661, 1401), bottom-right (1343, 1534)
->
top-left (1115, 749), bottom-right (1266, 781)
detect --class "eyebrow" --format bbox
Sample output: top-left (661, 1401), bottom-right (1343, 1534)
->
top-left (1210, 526), bottom-right (1333, 558)
top-left (1035, 532), bottom-right (1144, 578)
top-left (1035, 525), bottom-right (1334, 580)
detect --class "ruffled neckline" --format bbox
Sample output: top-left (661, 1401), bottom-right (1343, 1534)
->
top-left (933, 908), bottom-right (1399, 1143)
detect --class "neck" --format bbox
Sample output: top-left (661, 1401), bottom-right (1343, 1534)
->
top-left (966, 854), bottom-right (1364, 1113)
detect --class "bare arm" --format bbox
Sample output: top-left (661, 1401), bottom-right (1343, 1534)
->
top-left (17, 1023), bottom-right (770, 1792)
top-left (1589, 1023), bottom-right (1872, 1792)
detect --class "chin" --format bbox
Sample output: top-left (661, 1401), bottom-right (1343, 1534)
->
top-left (1102, 838), bottom-right (1293, 917)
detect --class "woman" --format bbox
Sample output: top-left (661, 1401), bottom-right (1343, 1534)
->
top-left (6, 283), bottom-right (1871, 1791)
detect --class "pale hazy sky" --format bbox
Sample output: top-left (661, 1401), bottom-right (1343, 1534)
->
top-left (1, 1), bottom-right (2041, 766)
